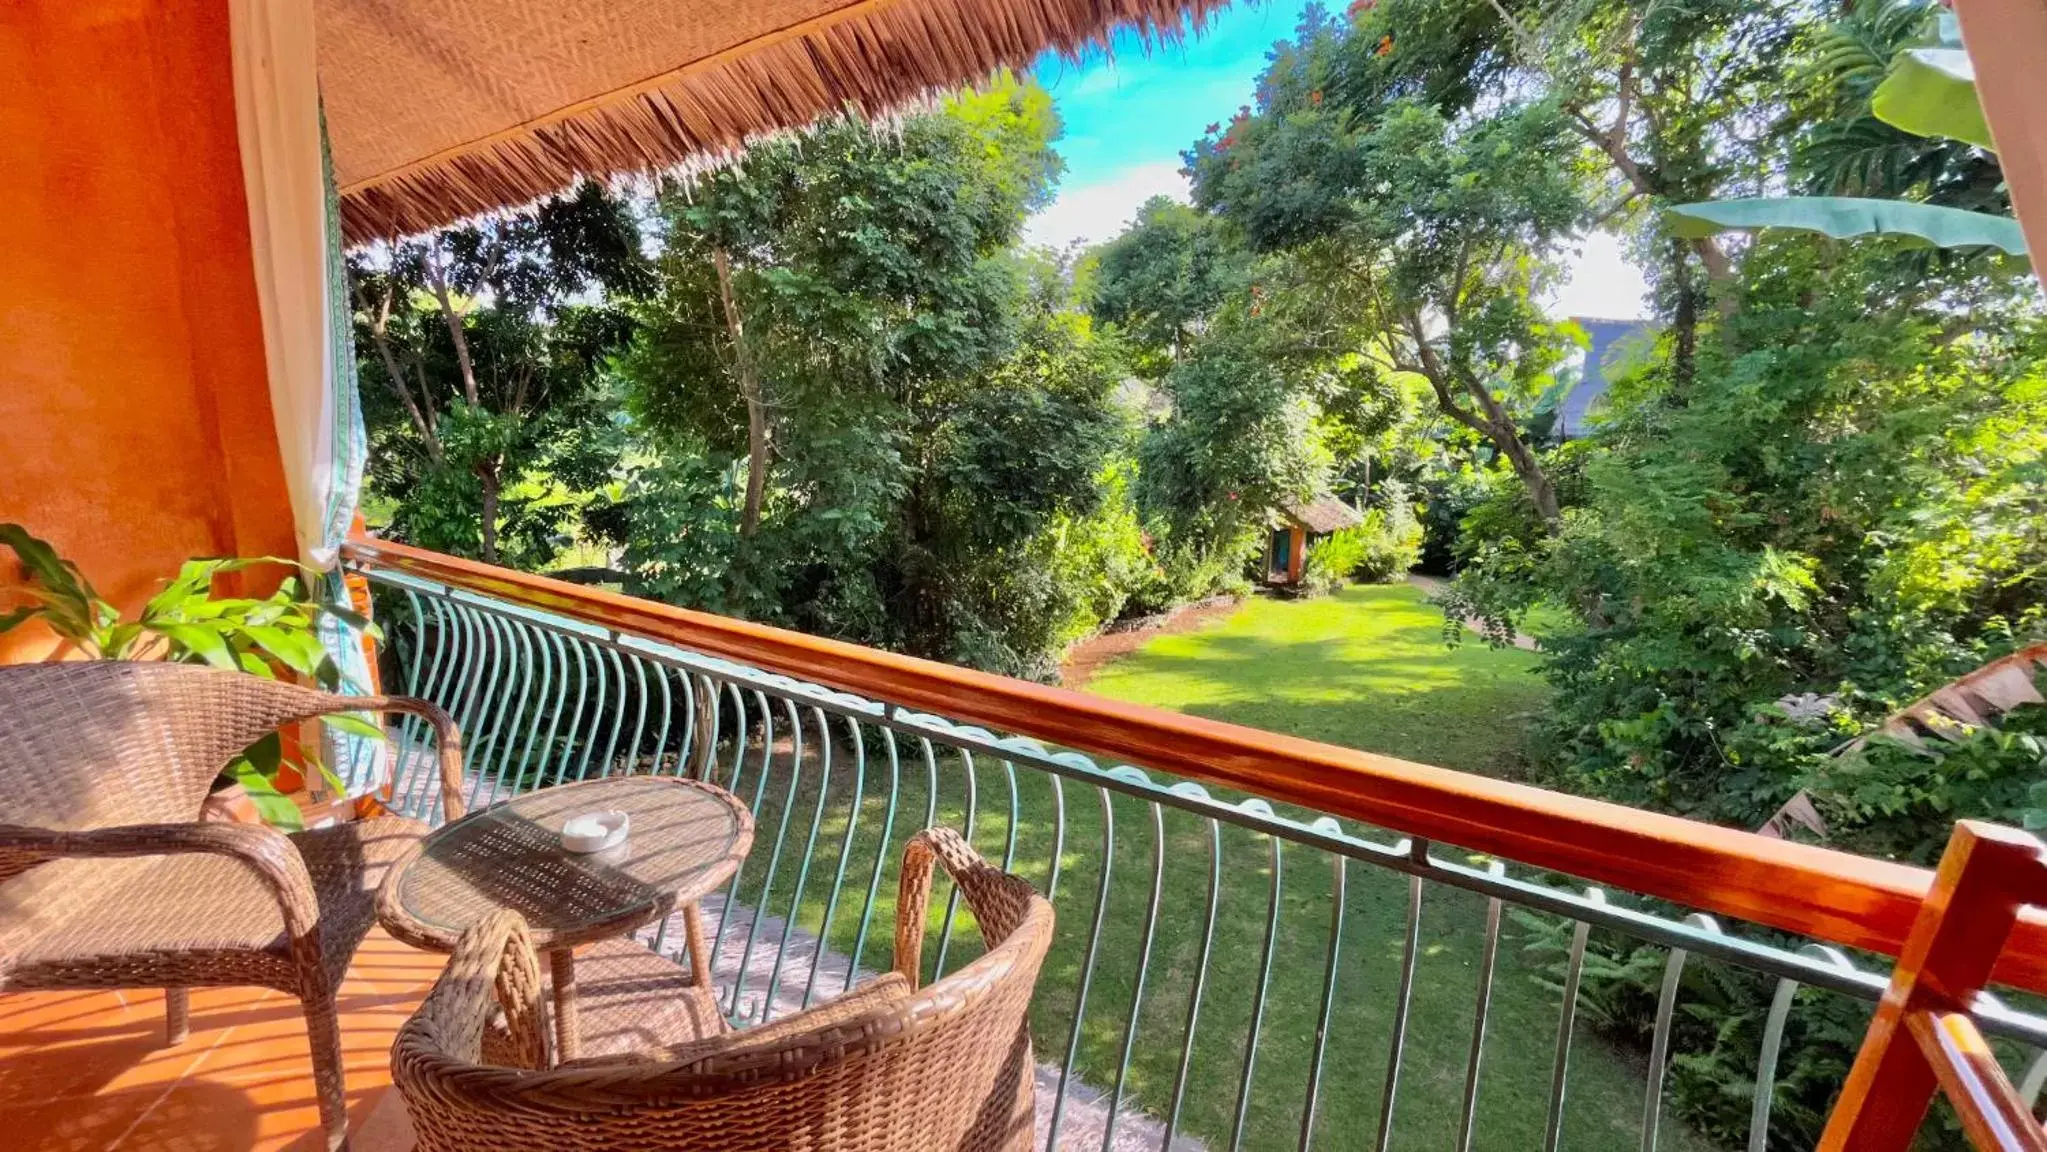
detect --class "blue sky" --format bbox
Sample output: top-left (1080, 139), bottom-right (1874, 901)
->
top-left (1022, 3), bottom-right (1649, 318)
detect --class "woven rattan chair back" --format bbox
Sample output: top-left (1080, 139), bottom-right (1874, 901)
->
top-left (0, 661), bottom-right (373, 829)
top-left (395, 827), bottom-right (1055, 1152)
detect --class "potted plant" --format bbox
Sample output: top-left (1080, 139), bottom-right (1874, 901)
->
top-left (0, 524), bottom-right (381, 827)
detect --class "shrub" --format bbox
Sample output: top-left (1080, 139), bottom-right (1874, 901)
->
top-left (1301, 527), bottom-right (1368, 596)
top-left (1353, 482), bottom-right (1424, 582)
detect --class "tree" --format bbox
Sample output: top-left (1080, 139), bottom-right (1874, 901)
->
top-left (351, 185), bottom-right (651, 565)
top-left (1087, 196), bottom-right (1247, 377)
top-left (620, 77), bottom-right (1138, 674)
top-left (1188, 27), bottom-right (1592, 527)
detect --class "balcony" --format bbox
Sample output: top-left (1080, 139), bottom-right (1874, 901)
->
top-left (13, 538), bottom-right (2038, 1150)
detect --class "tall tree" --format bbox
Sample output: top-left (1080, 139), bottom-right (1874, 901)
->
top-left (1189, 22), bottom-right (1591, 527)
top-left (351, 186), bottom-right (651, 564)
top-left (621, 77), bottom-right (1132, 672)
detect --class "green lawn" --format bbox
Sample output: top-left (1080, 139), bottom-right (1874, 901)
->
top-left (723, 583), bottom-right (1719, 1151)
top-left (1087, 583), bottom-right (1547, 778)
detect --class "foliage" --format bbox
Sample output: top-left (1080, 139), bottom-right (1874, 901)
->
top-left (1086, 196), bottom-right (1248, 378)
top-left (1302, 486), bottom-right (1423, 594)
top-left (1353, 484), bottom-right (1426, 582)
top-left (618, 77), bottom-right (1142, 677)
top-left (1300, 528), bottom-right (1365, 597)
top-left (1185, 3), bottom-right (1595, 527)
top-left (1668, 195), bottom-right (2026, 256)
top-left (0, 524), bottom-right (380, 827)
top-left (351, 184), bottom-right (650, 567)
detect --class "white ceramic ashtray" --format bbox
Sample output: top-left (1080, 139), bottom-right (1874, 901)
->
top-left (561, 810), bottom-right (630, 854)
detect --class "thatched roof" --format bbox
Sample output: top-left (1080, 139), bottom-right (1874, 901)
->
top-left (319, 0), bottom-right (1226, 244)
top-left (1282, 496), bottom-right (1363, 535)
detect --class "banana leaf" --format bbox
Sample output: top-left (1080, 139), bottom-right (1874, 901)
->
top-left (1871, 47), bottom-right (1995, 151)
top-left (1668, 196), bottom-right (2026, 257)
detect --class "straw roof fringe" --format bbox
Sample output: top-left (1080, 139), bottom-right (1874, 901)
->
top-left (1281, 496), bottom-right (1364, 535)
top-left (329, 0), bottom-right (1227, 245)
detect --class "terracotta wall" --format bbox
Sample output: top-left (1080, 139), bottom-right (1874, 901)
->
top-left (0, 1), bottom-right (293, 660)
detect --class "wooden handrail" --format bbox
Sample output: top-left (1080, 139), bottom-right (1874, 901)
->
top-left (342, 537), bottom-right (2047, 993)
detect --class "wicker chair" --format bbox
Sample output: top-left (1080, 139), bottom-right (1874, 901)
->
top-left (0, 661), bottom-right (464, 1151)
top-left (394, 826), bottom-right (1055, 1152)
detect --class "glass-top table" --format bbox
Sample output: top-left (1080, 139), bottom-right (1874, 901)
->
top-left (376, 775), bottom-right (753, 1057)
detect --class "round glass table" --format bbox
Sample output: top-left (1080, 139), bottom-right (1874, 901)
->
top-left (376, 775), bottom-right (753, 1057)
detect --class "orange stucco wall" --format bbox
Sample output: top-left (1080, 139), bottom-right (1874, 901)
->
top-left (0, 1), bottom-right (294, 659)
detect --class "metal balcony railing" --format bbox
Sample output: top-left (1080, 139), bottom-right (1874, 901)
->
top-left (344, 538), bottom-right (2047, 1151)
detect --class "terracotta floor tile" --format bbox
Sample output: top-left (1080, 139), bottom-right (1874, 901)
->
top-left (1, 929), bottom-right (443, 1152)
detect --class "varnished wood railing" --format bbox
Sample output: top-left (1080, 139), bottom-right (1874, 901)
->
top-left (342, 536), bottom-right (2047, 994)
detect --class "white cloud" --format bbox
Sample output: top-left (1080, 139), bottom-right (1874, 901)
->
top-left (1024, 163), bottom-right (1191, 251)
top-left (1545, 230), bottom-right (1651, 321)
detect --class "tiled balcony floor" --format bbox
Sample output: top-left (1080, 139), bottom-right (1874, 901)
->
top-left (0, 929), bottom-right (441, 1151)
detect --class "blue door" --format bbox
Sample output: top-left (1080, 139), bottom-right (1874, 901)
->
top-left (1270, 528), bottom-right (1290, 579)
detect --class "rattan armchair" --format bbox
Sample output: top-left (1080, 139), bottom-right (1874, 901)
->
top-left (393, 826), bottom-right (1054, 1152)
top-left (0, 661), bottom-right (465, 1151)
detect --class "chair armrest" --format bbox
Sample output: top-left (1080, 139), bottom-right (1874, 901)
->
top-left (0, 820), bottom-right (322, 943)
top-left (402, 909), bottom-right (550, 1072)
top-left (892, 827), bottom-right (1041, 989)
top-left (304, 694), bottom-right (467, 822)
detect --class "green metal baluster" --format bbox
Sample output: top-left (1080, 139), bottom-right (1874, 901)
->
top-left (621, 653), bottom-right (650, 775)
top-left (1456, 864), bottom-right (1507, 1152)
top-left (708, 684), bottom-right (769, 1007)
top-left (1300, 836), bottom-right (1347, 1152)
top-left (441, 602), bottom-right (492, 808)
top-left (388, 591), bottom-right (449, 818)
top-left (1229, 826), bottom-right (1283, 1152)
top-left (592, 646), bottom-right (629, 779)
top-left (998, 758), bottom-right (1019, 870)
top-left (1542, 891), bottom-right (1602, 1152)
top-left (918, 737), bottom-right (938, 831)
top-left (732, 697), bottom-right (802, 1021)
top-left (383, 589), bottom-right (433, 815)
top-left (763, 705), bottom-right (834, 1022)
top-left (1046, 785), bottom-right (1114, 1151)
top-left (548, 637), bottom-right (591, 787)
top-left (932, 747), bottom-right (978, 978)
top-left (1104, 798), bottom-right (1167, 1147)
top-left (476, 613), bottom-right (537, 807)
top-left (646, 660), bottom-right (674, 774)
top-left (461, 611), bottom-right (519, 813)
top-left (801, 713), bottom-right (866, 1009)
top-left (567, 639), bottom-right (611, 784)
top-left (1165, 814), bottom-right (1223, 1149)
top-left (1375, 855), bottom-right (1426, 1152)
top-left (1046, 772), bottom-right (1066, 901)
top-left (845, 725), bottom-right (901, 993)
top-left (506, 619), bottom-right (556, 799)
top-left (1643, 915), bottom-right (1714, 1152)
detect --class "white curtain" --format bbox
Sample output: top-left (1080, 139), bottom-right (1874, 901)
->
top-left (230, 1), bottom-right (383, 797)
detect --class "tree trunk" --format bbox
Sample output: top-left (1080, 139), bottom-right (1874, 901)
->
top-left (1412, 337), bottom-right (1564, 530)
top-left (477, 458), bottom-right (500, 565)
top-left (711, 246), bottom-right (769, 537)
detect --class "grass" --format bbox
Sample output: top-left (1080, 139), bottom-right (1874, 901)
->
top-left (714, 582), bottom-right (1720, 1151)
top-left (1086, 583), bottom-right (1547, 778)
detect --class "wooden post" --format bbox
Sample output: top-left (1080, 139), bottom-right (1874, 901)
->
top-left (1819, 822), bottom-right (2047, 1150)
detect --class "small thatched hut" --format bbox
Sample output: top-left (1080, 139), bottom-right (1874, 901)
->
top-left (1268, 495), bottom-right (1362, 585)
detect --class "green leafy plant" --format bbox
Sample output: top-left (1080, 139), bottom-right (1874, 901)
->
top-left (0, 524), bottom-right (381, 826)
top-left (1671, 9), bottom-right (2023, 258)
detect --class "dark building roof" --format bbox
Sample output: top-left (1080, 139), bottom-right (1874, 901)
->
top-left (1560, 317), bottom-right (1656, 439)
top-left (1282, 496), bottom-right (1364, 534)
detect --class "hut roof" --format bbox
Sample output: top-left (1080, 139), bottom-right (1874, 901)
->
top-left (319, 0), bottom-right (1224, 244)
top-left (1282, 496), bottom-right (1363, 534)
